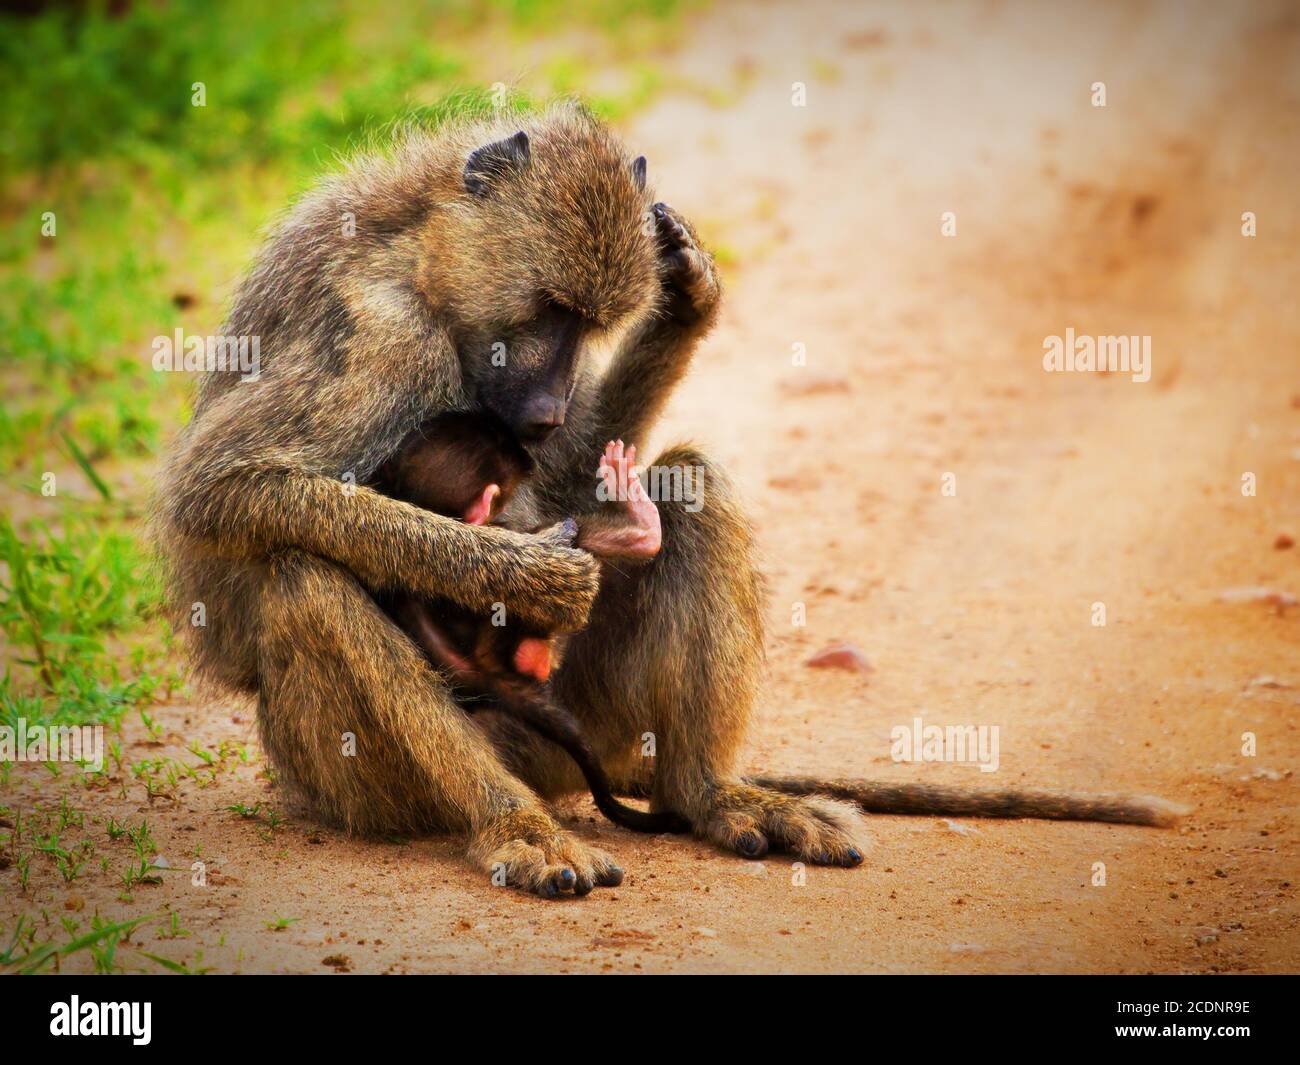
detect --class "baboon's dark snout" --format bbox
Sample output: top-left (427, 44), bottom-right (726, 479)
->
top-left (518, 394), bottom-right (566, 441)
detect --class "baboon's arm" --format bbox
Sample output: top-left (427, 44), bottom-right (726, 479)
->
top-left (590, 202), bottom-right (722, 451)
top-left (593, 316), bottom-right (710, 450)
top-left (534, 205), bottom-right (720, 514)
top-left (162, 345), bottom-right (598, 634)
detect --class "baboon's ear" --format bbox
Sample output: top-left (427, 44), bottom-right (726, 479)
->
top-left (632, 155), bottom-right (647, 192)
top-left (464, 131), bottom-right (531, 197)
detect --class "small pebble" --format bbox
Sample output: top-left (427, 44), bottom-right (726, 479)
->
top-left (805, 643), bottom-right (873, 673)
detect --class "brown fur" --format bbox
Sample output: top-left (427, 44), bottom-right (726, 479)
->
top-left (747, 777), bottom-right (1188, 827)
top-left (156, 104), bottom-right (1181, 900)
top-left (369, 410), bottom-right (688, 835)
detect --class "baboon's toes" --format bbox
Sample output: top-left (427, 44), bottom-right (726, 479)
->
top-left (706, 811), bottom-right (770, 860)
top-left (812, 846), bottom-right (863, 868)
top-left (580, 848), bottom-right (624, 888)
top-left (767, 803), bottom-right (863, 867)
top-left (697, 786), bottom-right (864, 868)
top-left (594, 863), bottom-right (624, 887)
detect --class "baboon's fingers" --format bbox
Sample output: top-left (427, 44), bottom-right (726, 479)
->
top-left (479, 831), bottom-right (624, 900)
top-left (651, 202), bottom-right (721, 321)
top-left (554, 839), bottom-right (624, 892)
top-left (536, 517), bottom-right (580, 547)
top-left (483, 839), bottom-right (566, 897)
top-left (651, 202), bottom-right (693, 250)
top-left (486, 845), bottom-right (575, 899)
top-left (598, 460), bottom-right (619, 501)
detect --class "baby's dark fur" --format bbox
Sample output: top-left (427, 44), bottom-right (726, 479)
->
top-left (370, 410), bottom-right (689, 835)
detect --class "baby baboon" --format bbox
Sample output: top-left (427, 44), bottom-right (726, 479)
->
top-left (370, 411), bottom-right (689, 835)
top-left (158, 104), bottom-right (1182, 900)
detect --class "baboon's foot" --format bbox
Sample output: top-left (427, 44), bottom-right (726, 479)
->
top-left (469, 806), bottom-right (624, 899)
top-left (652, 202), bottom-right (721, 325)
top-left (696, 782), bottom-right (864, 868)
top-left (592, 440), bottom-right (661, 558)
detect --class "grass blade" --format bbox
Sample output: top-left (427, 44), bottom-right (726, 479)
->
top-left (59, 430), bottom-right (113, 501)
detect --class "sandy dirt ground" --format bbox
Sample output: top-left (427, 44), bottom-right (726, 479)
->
top-left (5, 0), bottom-right (1299, 973)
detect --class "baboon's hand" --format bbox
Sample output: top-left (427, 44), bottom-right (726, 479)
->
top-left (469, 806), bottom-right (624, 899)
top-left (510, 521), bottom-right (599, 633)
top-left (652, 202), bottom-right (721, 327)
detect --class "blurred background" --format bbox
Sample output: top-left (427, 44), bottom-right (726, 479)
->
top-left (0, 0), bottom-right (708, 736)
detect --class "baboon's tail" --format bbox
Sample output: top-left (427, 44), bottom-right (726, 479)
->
top-left (745, 775), bottom-right (1188, 827)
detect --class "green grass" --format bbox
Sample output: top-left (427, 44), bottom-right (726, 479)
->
top-left (0, 513), bottom-right (173, 728)
top-left (0, 913), bottom-right (151, 975)
top-left (0, 0), bottom-right (699, 750)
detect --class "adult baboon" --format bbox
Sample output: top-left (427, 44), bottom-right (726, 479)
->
top-left (158, 104), bottom-right (1181, 899)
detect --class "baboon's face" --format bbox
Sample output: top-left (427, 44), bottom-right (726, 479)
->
top-left (438, 118), bottom-right (660, 445)
top-left (464, 298), bottom-right (590, 444)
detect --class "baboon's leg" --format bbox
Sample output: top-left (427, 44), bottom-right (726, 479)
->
top-left (543, 446), bottom-right (864, 866)
top-left (256, 550), bottom-right (624, 896)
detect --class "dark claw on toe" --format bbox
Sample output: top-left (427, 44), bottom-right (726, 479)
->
top-left (558, 868), bottom-right (576, 889)
top-left (574, 876), bottom-right (594, 897)
top-left (846, 847), bottom-right (863, 865)
top-left (597, 865), bottom-right (624, 887)
top-left (736, 831), bottom-right (769, 859)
